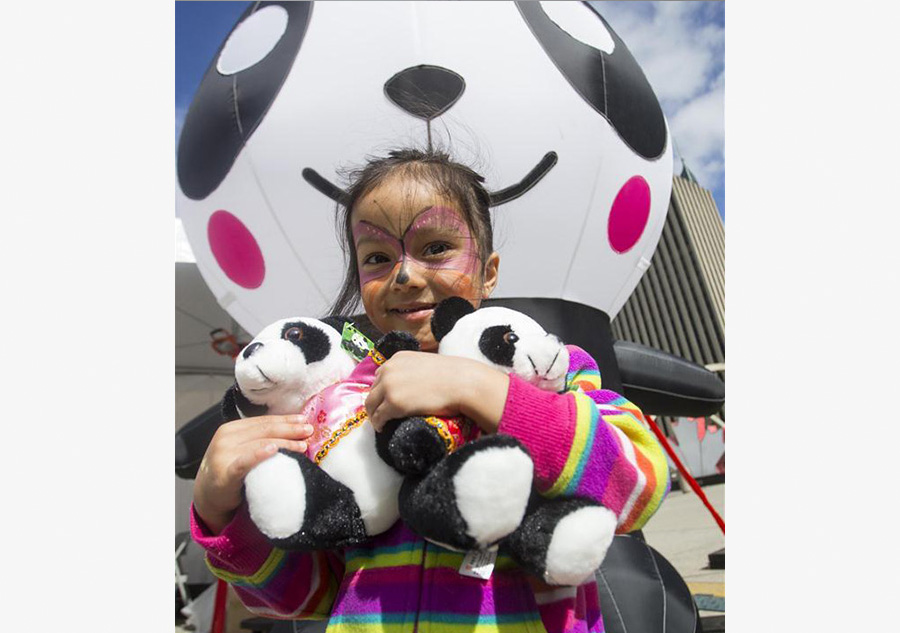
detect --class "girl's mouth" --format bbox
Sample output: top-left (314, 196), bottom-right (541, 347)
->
top-left (390, 303), bottom-right (436, 320)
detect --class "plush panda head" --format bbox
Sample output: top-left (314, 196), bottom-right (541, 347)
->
top-left (177, 2), bottom-right (673, 335)
top-left (432, 297), bottom-right (569, 393)
top-left (233, 317), bottom-right (356, 415)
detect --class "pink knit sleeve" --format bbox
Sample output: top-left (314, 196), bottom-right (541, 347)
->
top-left (497, 345), bottom-right (669, 532)
top-left (191, 502), bottom-right (342, 619)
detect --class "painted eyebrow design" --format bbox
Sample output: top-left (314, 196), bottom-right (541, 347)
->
top-left (354, 204), bottom-right (444, 243)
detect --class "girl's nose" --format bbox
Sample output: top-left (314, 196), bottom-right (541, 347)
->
top-left (391, 258), bottom-right (424, 289)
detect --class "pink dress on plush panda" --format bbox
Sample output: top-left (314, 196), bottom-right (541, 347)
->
top-left (296, 351), bottom-right (477, 536)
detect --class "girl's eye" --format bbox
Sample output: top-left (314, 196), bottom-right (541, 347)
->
top-left (285, 327), bottom-right (303, 341)
top-left (423, 242), bottom-right (452, 257)
top-left (362, 253), bottom-right (391, 266)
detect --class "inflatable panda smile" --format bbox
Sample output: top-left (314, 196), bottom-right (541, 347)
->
top-left (177, 1), bottom-right (672, 334)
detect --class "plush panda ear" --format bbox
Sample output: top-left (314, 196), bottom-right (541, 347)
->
top-left (375, 331), bottom-right (420, 359)
top-left (431, 297), bottom-right (476, 342)
top-left (221, 385), bottom-right (242, 422)
top-left (320, 315), bottom-right (350, 335)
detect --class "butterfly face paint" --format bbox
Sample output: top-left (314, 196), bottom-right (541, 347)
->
top-left (349, 175), bottom-right (497, 351)
top-left (353, 205), bottom-right (480, 287)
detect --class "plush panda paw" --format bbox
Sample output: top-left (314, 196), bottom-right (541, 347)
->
top-left (245, 449), bottom-right (369, 550)
top-left (452, 437), bottom-right (534, 548)
top-left (244, 450), bottom-right (307, 540)
top-left (376, 416), bottom-right (448, 475)
top-left (506, 499), bottom-right (618, 586)
top-left (544, 505), bottom-right (617, 586)
top-left (399, 435), bottom-right (534, 551)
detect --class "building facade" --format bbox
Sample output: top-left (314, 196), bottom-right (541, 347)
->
top-left (612, 173), bottom-right (725, 372)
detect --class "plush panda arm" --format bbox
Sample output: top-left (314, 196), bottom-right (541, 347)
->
top-left (191, 501), bottom-right (344, 617)
top-left (496, 345), bottom-right (669, 533)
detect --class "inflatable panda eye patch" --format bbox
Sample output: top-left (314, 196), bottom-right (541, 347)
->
top-left (178, 1), bottom-right (312, 201)
top-left (517, 2), bottom-right (666, 160)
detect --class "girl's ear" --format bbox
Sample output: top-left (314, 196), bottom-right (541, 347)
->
top-left (431, 297), bottom-right (476, 342)
top-left (481, 252), bottom-right (500, 298)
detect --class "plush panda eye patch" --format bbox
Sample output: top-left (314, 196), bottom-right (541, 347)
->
top-left (280, 321), bottom-right (332, 365)
top-left (353, 205), bottom-right (478, 286)
top-left (478, 325), bottom-right (517, 367)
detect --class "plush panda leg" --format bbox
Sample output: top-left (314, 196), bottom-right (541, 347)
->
top-left (375, 416), bottom-right (449, 475)
top-left (244, 449), bottom-right (368, 550)
top-left (398, 435), bottom-right (534, 551)
top-left (503, 496), bottom-right (618, 586)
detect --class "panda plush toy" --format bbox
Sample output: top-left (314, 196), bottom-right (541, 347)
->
top-left (223, 316), bottom-right (537, 554)
top-left (222, 315), bottom-right (401, 548)
top-left (224, 305), bottom-right (616, 586)
top-left (388, 297), bottom-right (620, 587)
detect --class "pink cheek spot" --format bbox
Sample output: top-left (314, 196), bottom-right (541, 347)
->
top-left (207, 210), bottom-right (266, 289)
top-left (607, 176), bottom-right (651, 254)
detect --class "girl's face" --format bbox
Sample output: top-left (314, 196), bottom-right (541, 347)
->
top-left (351, 175), bottom-right (499, 351)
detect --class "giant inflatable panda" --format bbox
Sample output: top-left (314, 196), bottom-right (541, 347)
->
top-left (176, 4), bottom-right (713, 632)
top-left (176, 1), bottom-right (672, 333)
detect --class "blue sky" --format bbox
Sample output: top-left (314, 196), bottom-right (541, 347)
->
top-left (175, 1), bottom-right (725, 219)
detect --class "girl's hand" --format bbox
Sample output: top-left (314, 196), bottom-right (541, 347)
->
top-left (365, 351), bottom-right (509, 434)
top-left (193, 414), bottom-right (315, 535)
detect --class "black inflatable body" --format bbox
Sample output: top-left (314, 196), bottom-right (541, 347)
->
top-left (597, 533), bottom-right (700, 633)
top-left (482, 298), bottom-right (724, 417)
top-left (176, 298), bottom-right (722, 633)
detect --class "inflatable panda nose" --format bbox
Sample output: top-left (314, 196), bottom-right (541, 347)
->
top-left (242, 342), bottom-right (264, 359)
top-left (384, 65), bottom-right (465, 121)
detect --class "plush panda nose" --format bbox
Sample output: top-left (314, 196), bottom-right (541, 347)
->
top-left (242, 342), bottom-right (264, 359)
top-left (384, 65), bottom-right (465, 121)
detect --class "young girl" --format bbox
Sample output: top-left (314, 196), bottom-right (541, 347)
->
top-left (191, 148), bottom-right (669, 633)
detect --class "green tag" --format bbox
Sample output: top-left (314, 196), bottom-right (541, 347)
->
top-left (341, 322), bottom-right (375, 362)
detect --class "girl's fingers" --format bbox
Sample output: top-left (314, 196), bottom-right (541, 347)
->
top-left (223, 415), bottom-right (315, 443)
top-left (365, 384), bottom-right (386, 431)
top-left (227, 438), bottom-right (310, 480)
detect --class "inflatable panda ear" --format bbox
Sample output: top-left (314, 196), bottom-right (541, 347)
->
top-left (431, 297), bottom-right (476, 342)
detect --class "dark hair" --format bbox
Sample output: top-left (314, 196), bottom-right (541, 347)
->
top-left (329, 148), bottom-right (494, 317)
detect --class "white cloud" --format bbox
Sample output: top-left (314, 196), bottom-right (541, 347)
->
top-left (671, 74), bottom-right (725, 190)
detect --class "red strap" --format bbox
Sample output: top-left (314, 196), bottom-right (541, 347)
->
top-left (210, 579), bottom-right (228, 633)
top-left (642, 413), bottom-right (725, 534)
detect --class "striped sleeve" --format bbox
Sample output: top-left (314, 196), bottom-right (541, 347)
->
top-left (497, 345), bottom-right (669, 532)
top-left (190, 502), bottom-right (343, 619)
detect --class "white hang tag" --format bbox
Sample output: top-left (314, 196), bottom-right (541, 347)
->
top-left (458, 547), bottom-right (497, 580)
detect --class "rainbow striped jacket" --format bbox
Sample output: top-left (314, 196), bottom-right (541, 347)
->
top-left (191, 346), bottom-right (669, 633)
